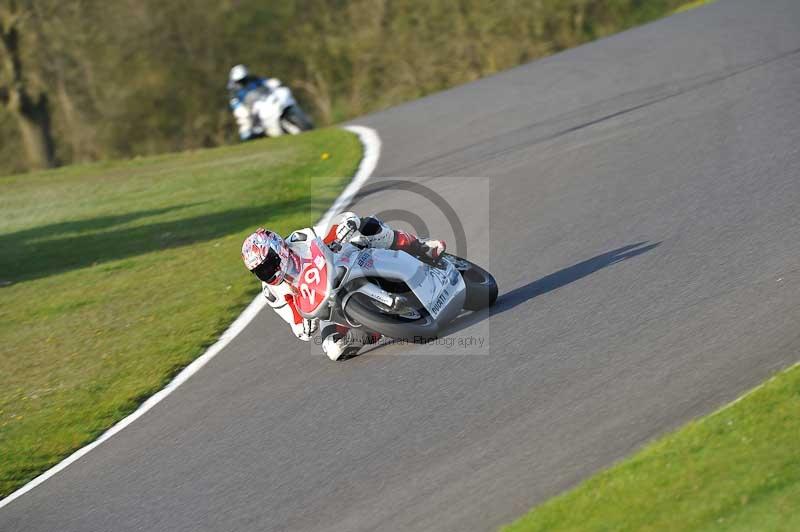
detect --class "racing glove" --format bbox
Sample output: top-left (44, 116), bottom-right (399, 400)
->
top-left (334, 212), bottom-right (361, 243)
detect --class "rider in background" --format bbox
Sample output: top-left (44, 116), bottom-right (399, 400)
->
top-left (227, 64), bottom-right (282, 140)
top-left (241, 212), bottom-right (447, 361)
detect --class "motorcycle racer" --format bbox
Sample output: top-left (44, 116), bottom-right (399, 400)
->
top-left (227, 64), bottom-right (283, 139)
top-left (241, 212), bottom-right (446, 361)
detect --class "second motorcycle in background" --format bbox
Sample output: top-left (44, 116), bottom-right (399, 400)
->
top-left (228, 64), bottom-right (314, 140)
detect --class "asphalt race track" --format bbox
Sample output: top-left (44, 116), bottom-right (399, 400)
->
top-left (3, 1), bottom-right (799, 530)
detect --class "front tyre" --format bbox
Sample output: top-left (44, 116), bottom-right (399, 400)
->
top-left (442, 254), bottom-right (498, 310)
top-left (343, 292), bottom-right (440, 342)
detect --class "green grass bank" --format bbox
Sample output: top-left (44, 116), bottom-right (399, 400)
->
top-left (504, 362), bottom-right (800, 531)
top-left (0, 129), bottom-right (361, 497)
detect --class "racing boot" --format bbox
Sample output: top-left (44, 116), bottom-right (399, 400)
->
top-left (321, 325), bottom-right (381, 361)
top-left (395, 232), bottom-right (446, 262)
top-left (357, 216), bottom-right (447, 261)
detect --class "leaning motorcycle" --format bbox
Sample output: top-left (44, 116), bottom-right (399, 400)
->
top-left (244, 84), bottom-right (313, 136)
top-left (292, 237), bottom-right (497, 342)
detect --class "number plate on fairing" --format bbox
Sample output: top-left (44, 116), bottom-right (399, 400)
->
top-left (297, 240), bottom-right (330, 314)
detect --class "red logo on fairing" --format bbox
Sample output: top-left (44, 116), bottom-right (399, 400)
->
top-left (296, 240), bottom-right (329, 314)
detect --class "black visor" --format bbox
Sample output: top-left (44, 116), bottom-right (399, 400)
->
top-left (251, 248), bottom-right (282, 283)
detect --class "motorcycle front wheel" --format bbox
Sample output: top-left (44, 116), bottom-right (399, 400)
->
top-left (343, 291), bottom-right (440, 343)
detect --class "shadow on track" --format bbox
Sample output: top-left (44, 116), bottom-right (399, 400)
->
top-left (443, 241), bottom-right (661, 336)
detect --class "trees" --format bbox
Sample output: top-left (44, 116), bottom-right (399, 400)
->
top-left (0, 0), bottom-right (689, 175)
top-left (0, 1), bottom-right (56, 170)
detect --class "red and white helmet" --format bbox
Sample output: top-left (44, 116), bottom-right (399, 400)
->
top-left (241, 229), bottom-right (292, 285)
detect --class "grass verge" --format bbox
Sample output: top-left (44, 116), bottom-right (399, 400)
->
top-left (503, 362), bottom-right (800, 531)
top-left (674, 0), bottom-right (716, 14)
top-left (0, 129), bottom-right (361, 498)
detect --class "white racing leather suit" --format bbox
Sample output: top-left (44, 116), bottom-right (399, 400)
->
top-left (261, 212), bottom-right (445, 361)
top-left (229, 76), bottom-right (283, 139)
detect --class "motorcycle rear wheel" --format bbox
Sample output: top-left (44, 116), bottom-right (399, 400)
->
top-left (442, 254), bottom-right (498, 310)
top-left (282, 105), bottom-right (313, 134)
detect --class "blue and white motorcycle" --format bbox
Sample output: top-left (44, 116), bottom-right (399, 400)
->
top-left (232, 78), bottom-right (313, 139)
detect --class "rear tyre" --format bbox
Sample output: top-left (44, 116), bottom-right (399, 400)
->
top-left (282, 105), bottom-right (313, 133)
top-left (443, 254), bottom-right (498, 310)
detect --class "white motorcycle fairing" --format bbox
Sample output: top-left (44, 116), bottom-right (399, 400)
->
top-left (343, 248), bottom-right (466, 322)
top-left (248, 86), bottom-right (297, 137)
top-left (292, 238), bottom-right (466, 339)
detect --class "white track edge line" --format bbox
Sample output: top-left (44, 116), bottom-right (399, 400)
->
top-left (315, 125), bottom-right (382, 234)
top-left (0, 124), bottom-right (381, 510)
